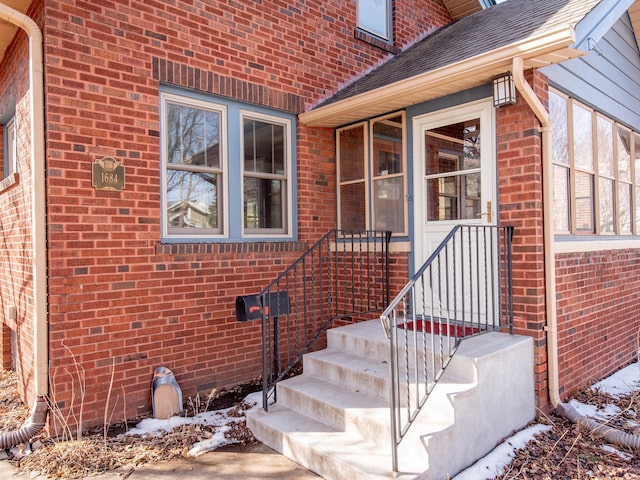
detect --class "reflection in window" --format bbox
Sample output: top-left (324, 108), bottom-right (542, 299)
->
top-left (161, 92), bottom-right (294, 240)
top-left (2, 118), bottom-right (16, 178)
top-left (165, 102), bottom-right (223, 233)
top-left (357, 0), bottom-right (391, 40)
top-left (425, 119), bottom-right (481, 221)
top-left (337, 114), bottom-right (407, 235)
top-left (551, 91), bottom-right (640, 235)
top-left (243, 117), bottom-right (287, 232)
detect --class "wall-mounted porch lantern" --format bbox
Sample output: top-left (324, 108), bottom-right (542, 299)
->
top-left (492, 72), bottom-right (517, 107)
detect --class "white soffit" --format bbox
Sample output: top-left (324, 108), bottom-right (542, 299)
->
top-left (0, 0), bottom-right (31, 62)
top-left (300, 25), bottom-right (582, 127)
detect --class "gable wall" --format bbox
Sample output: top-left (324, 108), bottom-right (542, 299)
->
top-left (542, 13), bottom-right (640, 130)
top-left (37, 0), bottom-right (452, 431)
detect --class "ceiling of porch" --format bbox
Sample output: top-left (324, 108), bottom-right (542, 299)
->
top-left (0, 0), bottom-right (30, 60)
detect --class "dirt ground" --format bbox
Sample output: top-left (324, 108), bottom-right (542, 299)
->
top-left (2, 369), bottom-right (640, 479)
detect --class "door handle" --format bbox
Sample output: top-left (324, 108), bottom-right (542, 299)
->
top-left (476, 201), bottom-right (492, 223)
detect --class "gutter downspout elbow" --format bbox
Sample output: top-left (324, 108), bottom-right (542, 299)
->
top-left (0, 1), bottom-right (48, 445)
top-left (511, 57), bottom-right (561, 408)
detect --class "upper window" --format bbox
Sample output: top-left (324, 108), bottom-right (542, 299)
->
top-left (3, 118), bottom-right (16, 178)
top-left (161, 91), bottom-right (294, 241)
top-left (551, 89), bottom-right (640, 236)
top-left (357, 0), bottom-right (392, 41)
top-left (337, 112), bottom-right (407, 235)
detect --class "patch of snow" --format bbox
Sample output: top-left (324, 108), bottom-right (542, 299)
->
top-left (452, 424), bottom-right (552, 480)
top-left (591, 362), bottom-right (640, 398)
top-left (567, 399), bottom-right (620, 421)
top-left (127, 390), bottom-right (263, 456)
top-left (601, 444), bottom-right (633, 460)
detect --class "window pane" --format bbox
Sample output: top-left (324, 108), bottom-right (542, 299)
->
top-left (339, 125), bottom-right (365, 182)
top-left (553, 165), bottom-right (570, 232)
top-left (573, 104), bottom-right (593, 171)
top-left (549, 92), bottom-right (569, 165)
top-left (426, 119), bottom-right (481, 174)
top-left (636, 186), bottom-right (640, 232)
top-left (244, 119), bottom-right (285, 175)
top-left (597, 116), bottom-right (613, 177)
top-left (357, 0), bottom-right (389, 39)
top-left (619, 182), bottom-right (632, 234)
top-left (372, 115), bottom-right (402, 176)
top-left (244, 177), bottom-right (285, 230)
top-left (373, 177), bottom-right (404, 233)
top-left (167, 103), bottom-right (220, 168)
top-left (340, 182), bottom-right (366, 230)
top-left (574, 172), bottom-right (594, 232)
top-left (425, 173), bottom-right (480, 222)
top-left (166, 170), bottom-right (219, 230)
top-left (599, 178), bottom-right (614, 233)
top-left (617, 126), bottom-right (631, 183)
top-left (634, 133), bottom-right (640, 185)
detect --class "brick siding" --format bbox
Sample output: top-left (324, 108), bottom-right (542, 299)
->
top-left (0, 7), bottom-right (37, 404)
top-left (35, 0), bottom-right (450, 430)
top-left (555, 249), bottom-right (640, 397)
top-left (496, 69), bottom-right (549, 409)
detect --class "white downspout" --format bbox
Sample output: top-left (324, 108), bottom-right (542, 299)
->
top-left (511, 56), bottom-right (561, 408)
top-left (0, 3), bottom-right (48, 398)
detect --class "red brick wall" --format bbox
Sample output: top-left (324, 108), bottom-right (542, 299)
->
top-left (555, 249), bottom-right (640, 397)
top-left (39, 0), bottom-right (448, 431)
top-left (0, 5), bottom-right (38, 404)
top-left (496, 69), bottom-right (549, 409)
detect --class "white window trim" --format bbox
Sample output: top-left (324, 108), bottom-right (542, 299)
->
top-left (356, 0), bottom-right (392, 41)
top-left (160, 92), bottom-right (229, 240)
top-left (240, 109), bottom-right (293, 238)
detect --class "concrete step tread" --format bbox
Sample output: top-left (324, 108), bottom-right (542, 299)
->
top-left (305, 347), bottom-right (472, 386)
top-left (248, 404), bottom-right (428, 479)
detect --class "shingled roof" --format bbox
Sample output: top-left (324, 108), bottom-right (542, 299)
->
top-left (301, 0), bottom-right (604, 126)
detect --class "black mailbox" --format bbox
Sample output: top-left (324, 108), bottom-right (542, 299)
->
top-left (235, 295), bottom-right (262, 322)
top-left (236, 291), bottom-right (290, 322)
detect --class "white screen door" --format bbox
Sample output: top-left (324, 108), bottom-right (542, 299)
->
top-left (412, 99), bottom-right (497, 329)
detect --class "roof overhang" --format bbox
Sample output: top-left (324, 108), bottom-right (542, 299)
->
top-left (0, 0), bottom-right (31, 61)
top-left (300, 24), bottom-right (582, 127)
top-left (629, 1), bottom-right (640, 51)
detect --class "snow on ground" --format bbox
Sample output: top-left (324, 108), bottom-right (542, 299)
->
top-left (453, 361), bottom-right (640, 479)
top-left (127, 391), bottom-right (263, 456)
top-left (126, 364), bottom-right (640, 475)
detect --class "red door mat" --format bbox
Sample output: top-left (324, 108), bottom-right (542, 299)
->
top-left (398, 320), bottom-right (479, 337)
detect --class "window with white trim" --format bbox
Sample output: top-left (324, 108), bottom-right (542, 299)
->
top-left (3, 118), bottom-right (16, 178)
top-left (551, 89), bottom-right (640, 235)
top-left (161, 92), bottom-right (294, 241)
top-left (357, 0), bottom-right (392, 41)
top-left (337, 112), bottom-right (407, 235)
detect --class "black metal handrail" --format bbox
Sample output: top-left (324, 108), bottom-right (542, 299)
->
top-left (259, 229), bottom-right (392, 410)
top-left (379, 225), bottom-right (514, 472)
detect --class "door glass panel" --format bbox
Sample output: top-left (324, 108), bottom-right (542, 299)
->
top-left (424, 118), bottom-right (481, 222)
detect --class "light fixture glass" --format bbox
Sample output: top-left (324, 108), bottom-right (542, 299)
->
top-left (493, 73), bottom-right (517, 107)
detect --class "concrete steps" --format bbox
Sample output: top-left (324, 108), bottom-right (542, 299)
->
top-left (247, 319), bottom-right (535, 480)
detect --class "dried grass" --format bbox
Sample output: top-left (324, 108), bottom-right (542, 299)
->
top-left (0, 370), bottom-right (257, 479)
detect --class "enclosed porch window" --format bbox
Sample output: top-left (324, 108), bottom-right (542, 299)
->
top-left (337, 113), bottom-right (407, 235)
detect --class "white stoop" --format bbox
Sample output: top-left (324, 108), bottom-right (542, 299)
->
top-left (247, 319), bottom-right (535, 480)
